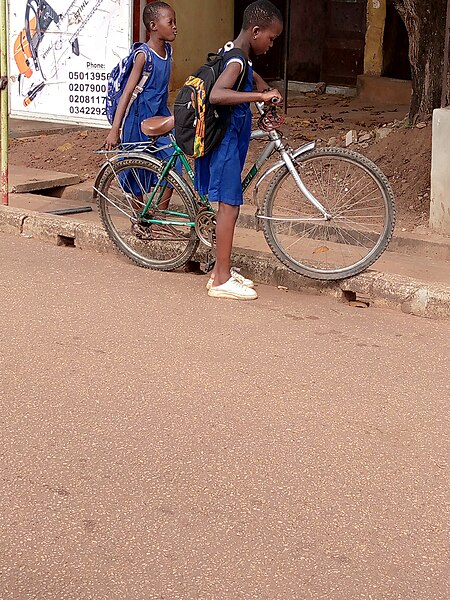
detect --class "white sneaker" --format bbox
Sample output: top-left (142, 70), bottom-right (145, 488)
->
top-left (206, 268), bottom-right (254, 290)
top-left (208, 277), bottom-right (258, 300)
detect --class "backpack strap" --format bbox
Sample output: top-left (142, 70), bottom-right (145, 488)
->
top-left (122, 44), bottom-right (153, 124)
top-left (221, 47), bottom-right (249, 91)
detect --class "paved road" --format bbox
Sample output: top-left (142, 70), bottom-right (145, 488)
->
top-left (1, 235), bottom-right (449, 600)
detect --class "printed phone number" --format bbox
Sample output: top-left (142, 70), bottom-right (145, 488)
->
top-left (68, 71), bottom-right (109, 81)
top-left (69, 106), bottom-right (106, 115)
top-left (69, 96), bottom-right (106, 116)
top-left (68, 71), bottom-right (108, 117)
top-left (69, 83), bottom-right (107, 93)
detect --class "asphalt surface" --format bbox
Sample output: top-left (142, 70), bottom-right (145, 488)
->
top-left (1, 235), bottom-right (449, 600)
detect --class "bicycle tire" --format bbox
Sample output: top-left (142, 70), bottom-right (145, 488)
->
top-left (262, 147), bottom-right (396, 280)
top-left (97, 156), bottom-right (199, 271)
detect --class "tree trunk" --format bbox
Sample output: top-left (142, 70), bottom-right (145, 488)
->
top-left (393, 0), bottom-right (449, 122)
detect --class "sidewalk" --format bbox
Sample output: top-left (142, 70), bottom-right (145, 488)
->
top-left (9, 117), bottom-right (83, 140)
top-left (3, 180), bottom-right (450, 320)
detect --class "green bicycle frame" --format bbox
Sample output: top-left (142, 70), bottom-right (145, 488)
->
top-left (139, 130), bottom-right (280, 227)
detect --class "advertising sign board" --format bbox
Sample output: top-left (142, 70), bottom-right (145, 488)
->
top-left (9, 0), bottom-right (132, 126)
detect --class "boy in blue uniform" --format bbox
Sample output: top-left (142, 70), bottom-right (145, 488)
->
top-left (105, 2), bottom-right (177, 209)
top-left (195, 0), bottom-right (283, 301)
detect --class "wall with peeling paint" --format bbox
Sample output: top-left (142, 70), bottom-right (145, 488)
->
top-left (364, 0), bottom-right (387, 75)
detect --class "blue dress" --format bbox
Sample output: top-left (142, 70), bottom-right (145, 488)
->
top-left (194, 56), bottom-right (253, 206)
top-left (120, 43), bottom-right (178, 195)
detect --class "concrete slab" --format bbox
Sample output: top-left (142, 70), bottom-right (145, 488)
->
top-left (430, 107), bottom-right (450, 235)
top-left (9, 165), bottom-right (81, 193)
top-left (287, 81), bottom-right (357, 97)
top-left (9, 192), bottom-right (97, 223)
top-left (6, 194), bottom-right (450, 288)
top-left (9, 117), bottom-right (86, 140)
top-left (233, 225), bottom-right (450, 288)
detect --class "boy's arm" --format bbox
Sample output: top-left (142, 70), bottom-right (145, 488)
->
top-left (210, 62), bottom-right (281, 106)
top-left (104, 53), bottom-right (147, 150)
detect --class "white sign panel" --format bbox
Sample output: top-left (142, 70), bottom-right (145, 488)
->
top-left (9, 0), bottom-right (132, 127)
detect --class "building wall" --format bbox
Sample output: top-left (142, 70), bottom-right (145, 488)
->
top-left (359, 0), bottom-right (411, 105)
top-left (364, 0), bottom-right (386, 76)
top-left (170, 0), bottom-right (234, 89)
top-left (167, 0), bottom-right (387, 89)
top-left (166, 0), bottom-right (405, 91)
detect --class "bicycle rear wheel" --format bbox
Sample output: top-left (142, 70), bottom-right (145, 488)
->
top-left (96, 156), bottom-right (199, 271)
top-left (262, 148), bottom-right (396, 280)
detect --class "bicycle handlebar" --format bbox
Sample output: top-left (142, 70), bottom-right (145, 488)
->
top-left (255, 98), bottom-right (282, 114)
top-left (255, 100), bottom-right (285, 132)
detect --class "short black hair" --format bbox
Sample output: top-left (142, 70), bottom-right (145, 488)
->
top-left (242, 0), bottom-right (283, 30)
top-left (143, 1), bottom-right (172, 29)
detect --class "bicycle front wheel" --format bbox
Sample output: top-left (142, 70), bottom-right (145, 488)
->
top-left (97, 157), bottom-right (199, 271)
top-left (262, 148), bottom-right (396, 280)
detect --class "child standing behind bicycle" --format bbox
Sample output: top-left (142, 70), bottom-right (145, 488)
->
top-left (195, 0), bottom-right (283, 301)
top-left (105, 2), bottom-right (177, 170)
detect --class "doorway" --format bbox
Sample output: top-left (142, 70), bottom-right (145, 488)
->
top-left (234, 0), bottom-right (367, 85)
top-left (382, 0), bottom-right (411, 80)
top-left (320, 0), bottom-right (367, 85)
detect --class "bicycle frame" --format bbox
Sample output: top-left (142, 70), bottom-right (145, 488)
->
top-left (140, 134), bottom-right (330, 224)
top-left (94, 103), bottom-right (331, 229)
top-left (94, 101), bottom-right (395, 280)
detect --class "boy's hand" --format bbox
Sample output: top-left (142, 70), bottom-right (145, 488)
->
top-left (260, 89), bottom-right (283, 104)
top-left (104, 128), bottom-right (120, 150)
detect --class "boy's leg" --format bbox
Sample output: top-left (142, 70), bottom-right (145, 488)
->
top-left (212, 202), bottom-right (240, 287)
top-left (131, 188), bottom-right (172, 214)
top-left (157, 188), bottom-right (173, 212)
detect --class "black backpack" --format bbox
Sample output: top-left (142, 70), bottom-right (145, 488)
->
top-left (174, 47), bottom-right (248, 158)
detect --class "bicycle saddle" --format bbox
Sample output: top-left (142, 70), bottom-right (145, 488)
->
top-left (141, 115), bottom-right (174, 137)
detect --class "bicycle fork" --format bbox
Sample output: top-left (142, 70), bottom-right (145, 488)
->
top-left (252, 141), bottom-right (332, 229)
top-left (279, 150), bottom-right (332, 220)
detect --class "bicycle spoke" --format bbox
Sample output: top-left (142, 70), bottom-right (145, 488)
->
top-left (97, 158), bottom-right (199, 271)
top-left (263, 148), bottom-right (395, 279)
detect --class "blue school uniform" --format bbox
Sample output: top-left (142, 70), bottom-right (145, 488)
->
top-left (120, 43), bottom-right (178, 194)
top-left (194, 49), bottom-right (253, 206)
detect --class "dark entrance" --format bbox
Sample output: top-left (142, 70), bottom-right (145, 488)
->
top-left (133, 0), bottom-right (142, 42)
top-left (382, 0), bottom-right (411, 80)
top-left (288, 0), bottom-right (326, 82)
top-left (234, 0), bottom-right (367, 86)
top-left (320, 0), bottom-right (367, 85)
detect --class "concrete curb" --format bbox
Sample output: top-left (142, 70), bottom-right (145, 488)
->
top-left (2, 205), bottom-right (450, 319)
top-left (60, 183), bottom-right (450, 262)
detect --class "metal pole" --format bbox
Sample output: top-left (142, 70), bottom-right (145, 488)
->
top-left (442, 0), bottom-right (450, 107)
top-left (0, 0), bottom-right (8, 205)
top-left (283, 0), bottom-right (291, 114)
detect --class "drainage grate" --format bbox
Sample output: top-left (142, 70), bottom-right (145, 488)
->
top-left (343, 290), bottom-right (371, 308)
top-left (57, 235), bottom-right (76, 247)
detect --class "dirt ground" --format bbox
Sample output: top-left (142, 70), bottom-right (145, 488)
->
top-left (9, 93), bottom-right (432, 231)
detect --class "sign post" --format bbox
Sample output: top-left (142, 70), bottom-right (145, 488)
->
top-left (1, 0), bottom-right (8, 205)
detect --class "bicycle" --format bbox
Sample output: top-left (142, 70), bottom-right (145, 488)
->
top-left (93, 102), bottom-right (396, 280)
